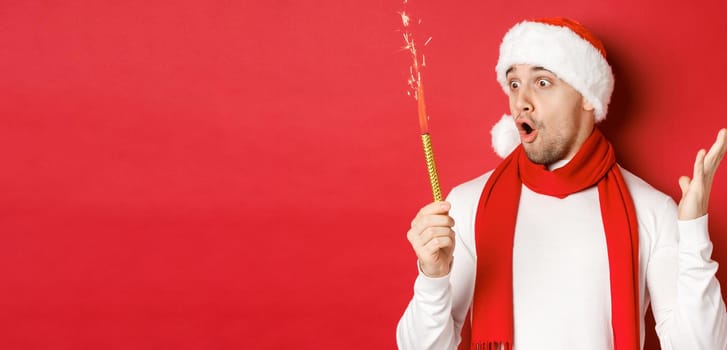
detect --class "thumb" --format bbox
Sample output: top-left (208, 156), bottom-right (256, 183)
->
top-left (678, 176), bottom-right (691, 199)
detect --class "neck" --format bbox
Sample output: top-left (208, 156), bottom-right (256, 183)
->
top-left (548, 159), bottom-right (570, 171)
top-left (559, 124), bottom-right (597, 165)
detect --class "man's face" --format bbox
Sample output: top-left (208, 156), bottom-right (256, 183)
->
top-left (506, 64), bottom-right (595, 165)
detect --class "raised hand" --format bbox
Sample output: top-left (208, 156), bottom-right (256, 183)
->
top-left (406, 201), bottom-right (455, 278)
top-left (678, 129), bottom-right (727, 220)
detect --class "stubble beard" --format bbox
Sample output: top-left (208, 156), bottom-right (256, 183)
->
top-left (523, 131), bottom-right (571, 165)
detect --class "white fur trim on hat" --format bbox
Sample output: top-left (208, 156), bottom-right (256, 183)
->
top-left (491, 114), bottom-right (520, 158)
top-left (495, 21), bottom-right (614, 122)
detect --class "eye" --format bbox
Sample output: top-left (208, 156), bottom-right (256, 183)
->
top-left (537, 79), bottom-right (552, 87)
top-left (509, 81), bottom-right (520, 90)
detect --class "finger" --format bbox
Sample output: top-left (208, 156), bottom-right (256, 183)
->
top-left (417, 201), bottom-right (451, 216)
top-left (407, 220), bottom-right (454, 245)
top-left (705, 128), bottom-right (727, 173)
top-left (418, 226), bottom-right (455, 245)
top-left (418, 213), bottom-right (454, 228)
top-left (410, 215), bottom-right (455, 235)
top-left (422, 235), bottom-right (454, 255)
top-left (693, 149), bottom-right (706, 180)
top-left (411, 202), bottom-right (451, 227)
top-left (678, 175), bottom-right (691, 199)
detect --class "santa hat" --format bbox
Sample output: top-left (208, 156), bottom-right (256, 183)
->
top-left (491, 17), bottom-right (614, 158)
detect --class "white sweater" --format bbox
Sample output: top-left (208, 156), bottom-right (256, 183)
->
top-left (397, 167), bottom-right (727, 349)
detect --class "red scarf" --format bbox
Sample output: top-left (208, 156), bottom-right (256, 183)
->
top-left (461, 129), bottom-right (640, 350)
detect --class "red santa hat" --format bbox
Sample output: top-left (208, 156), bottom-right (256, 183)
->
top-left (491, 17), bottom-right (615, 158)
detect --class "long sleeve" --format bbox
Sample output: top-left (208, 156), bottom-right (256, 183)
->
top-left (647, 200), bottom-right (727, 349)
top-left (396, 272), bottom-right (459, 349)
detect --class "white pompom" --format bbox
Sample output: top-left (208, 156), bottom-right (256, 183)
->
top-left (490, 114), bottom-right (520, 158)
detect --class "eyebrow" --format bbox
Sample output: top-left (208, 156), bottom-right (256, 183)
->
top-left (506, 66), bottom-right (554, 76)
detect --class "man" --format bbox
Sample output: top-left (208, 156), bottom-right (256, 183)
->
top-left (396, 17), bottom-right (727, 349)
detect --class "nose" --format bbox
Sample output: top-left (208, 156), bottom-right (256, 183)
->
top-left (513, 86), bottom-right (533, 114)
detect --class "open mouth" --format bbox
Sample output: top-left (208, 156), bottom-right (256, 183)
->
top-left (522, 122), bottom-right (534, 135)
top-left (516, 118), bottom-right (538, 143)
top-left (517, 119), bottom-right (535, 135)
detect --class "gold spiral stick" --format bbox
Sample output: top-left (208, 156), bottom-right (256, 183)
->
top-left (421, 133), bottom-right (442, 201)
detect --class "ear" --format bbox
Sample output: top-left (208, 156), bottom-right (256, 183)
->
top-left (582, 98), bottom-right (595, 112)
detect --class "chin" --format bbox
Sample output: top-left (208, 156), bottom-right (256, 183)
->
top-left (524, 147), bottom-right (562, 165)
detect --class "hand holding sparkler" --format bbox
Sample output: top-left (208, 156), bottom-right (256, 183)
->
top-left (407, 201), bottom-right (455, 277)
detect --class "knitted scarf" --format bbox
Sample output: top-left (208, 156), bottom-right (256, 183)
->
top-left (463, 129), bottom-right (640, 350)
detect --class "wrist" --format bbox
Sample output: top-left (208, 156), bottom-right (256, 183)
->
top-left (418, 259), bottom-right (452, 278)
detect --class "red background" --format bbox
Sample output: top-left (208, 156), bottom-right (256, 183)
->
top-left (1, 0), bottom-right (726, 349)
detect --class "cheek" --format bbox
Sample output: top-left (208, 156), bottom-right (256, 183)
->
top-left (553, 92), bottom-right (583, 128)
top-left (545, 103), bottom-right (577, 136)
top-left (508, 95), bottom-right (517, 113)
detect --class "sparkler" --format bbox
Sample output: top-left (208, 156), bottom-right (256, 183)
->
top-left (401, 4), bottom-right (442, 201)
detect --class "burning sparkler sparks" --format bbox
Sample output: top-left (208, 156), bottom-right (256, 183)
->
top-left (401, 11), bottom-right (410, 27)
top-left (400, 6), bottom-right (429, 133)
